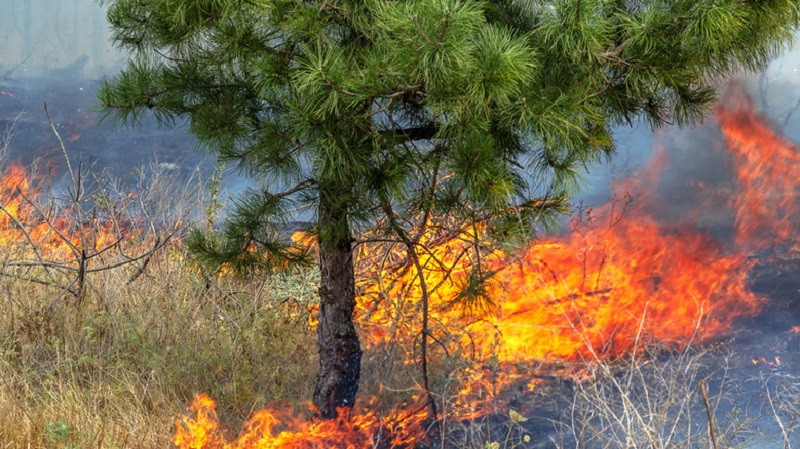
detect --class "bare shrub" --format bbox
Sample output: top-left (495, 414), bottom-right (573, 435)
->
top-left (0, 105), bottom-right (200, 303)
top-left (756, 372), bottom-right (800, 449)
top-left (551, 339), bottom-right (752, 449)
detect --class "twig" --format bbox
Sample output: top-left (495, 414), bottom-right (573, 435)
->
top-left (125, 238), bottom-right (159, 284)
top-left (43, 103), bottom-right (77, 190)
top-left (0, 271), bottom-right (68, 290)
top-left (412, 15), bottom-right (434, 47)
top-left (699, 380), bottom-right (718, 449)
top-left (763, 373), bottom-right (792, 449)
top-left (0, 203), bottom-right (62, 282)
top-left (378, 189), bottom-right (439, 428)
top-left (18, 189), bottom-right (81, 259)
top-left (87, 234), bottom-right (173, 273)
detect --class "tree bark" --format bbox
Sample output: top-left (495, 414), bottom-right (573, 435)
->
top-left (313, 188), bottom-right (362, 419)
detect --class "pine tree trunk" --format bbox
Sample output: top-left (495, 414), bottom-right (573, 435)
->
top-left (313, 189), bottom-right (362, 419)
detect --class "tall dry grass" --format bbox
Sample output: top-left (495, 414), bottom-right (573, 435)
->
top-left (0, 118), bottom-right (321, 448)
top-left (0, 260), bottom-right (320, 449)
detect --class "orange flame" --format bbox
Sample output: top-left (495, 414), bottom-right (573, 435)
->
top-left (177, 85), bottom-right (798, 448)
top-left (354, 152), bottom-right (761, 369)
top-left (175, 394), bottom-right (427, 449)
top-left (715, 86), bottom-right (800, 252)
top-left (0, 164), bottom-right (139, 261)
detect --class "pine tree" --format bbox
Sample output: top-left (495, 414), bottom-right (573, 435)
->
top-left (98, 0), bottom-right (800, 418)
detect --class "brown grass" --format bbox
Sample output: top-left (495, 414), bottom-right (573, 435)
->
top-left (0, 258), bottom-right (319, 449)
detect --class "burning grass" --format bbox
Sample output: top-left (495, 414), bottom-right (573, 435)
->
top-left (0, 119), bottom-right (322, 448)
top-left (170, 84), bottom-right (800, 447)
top-left (4, 83), bottom-right (800, 449)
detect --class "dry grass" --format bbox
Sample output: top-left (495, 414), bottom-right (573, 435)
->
top-left (0, 254), bottom-right (319, 449)
top-left (0, 119), bottom-right (320, 449)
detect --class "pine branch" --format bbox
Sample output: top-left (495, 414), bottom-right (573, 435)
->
top-left (380, 123), bottom-right (439, 143)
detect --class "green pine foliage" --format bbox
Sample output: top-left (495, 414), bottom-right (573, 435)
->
top-left (98, 0), bottom-right (800, 274)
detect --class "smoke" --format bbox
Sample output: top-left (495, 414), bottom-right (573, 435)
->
top-left (1, 0), bottom-right (800, 225)
top-left (0, 1), bottom-right (241, 195)
top-left (0, 0), bottom-right (123, 80)
top-left (579, 41), bottom-right (800, 235)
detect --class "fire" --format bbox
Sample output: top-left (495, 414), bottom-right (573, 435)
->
top-left (177, 85), bottom-right (798, 448)
top-left (481, 221), bottom-right (757, 361)
top-left (751, 356), bottom-right (782, 369)
top-left (354, 152), bottom-right (761, 368)
top-left (0, 163), bottom-right (138, 261)
top-left (715, 85), bottom-right (800, 252)
top-left (175, 394), bottom-right (427, 449)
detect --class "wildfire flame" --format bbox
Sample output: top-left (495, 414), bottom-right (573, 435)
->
top-left (0, 165), bottom-right (109, 257)
top-left (715, 86), bottom-right (800, 252)
top-left (0, 163), bottom-right (147, 266)
top-left (175, 394), bottom-right (427, 449)
top-left (176, 85), bottom-right (798, 448)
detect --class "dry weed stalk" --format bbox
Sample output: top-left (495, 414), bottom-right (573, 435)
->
top-left (757, 372), bottom-right (800, 449)
top-left (554, 342), bottom-right (749, 449)
top-left (542, 292), bottom-right (756, 449)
